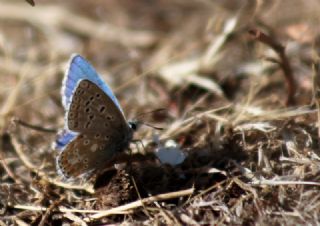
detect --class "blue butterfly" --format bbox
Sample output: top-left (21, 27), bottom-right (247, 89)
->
top-left (53, 54), bottom-right (138, 178)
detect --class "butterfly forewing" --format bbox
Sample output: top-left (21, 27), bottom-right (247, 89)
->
top-left (57, 79), bottom-right (133, 178)
top-left (67, 79), bottom-right (129, 133)
top-left (55, 55), bottom-right (137, 179)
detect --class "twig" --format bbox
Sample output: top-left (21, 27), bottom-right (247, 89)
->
top-left (47, 179), bottom-right (95, 194)
top-left (13, 204), bottom-right (105, 214)
top-left (10, 134), bottom-right (37, 170)
top-left (131, 176), bottom-right (151, 218)
top-left (39, 198), bottom-right (64, 226)
top-left (160, 104), bottom-right (231, 139)
top-left (248, 28), bottom-right (296, 106)
top-left (13, 118), bottom-right (57, 133)
top-left (12, 188), bottom-right (194, 221)
top-left (25, 0), bottom-right (35, 6)
top-left (10, 132), bottom-right (95, 194)
top-left (312, 58), bottom-right (320, 140)
top-left (250, 180), bottom-right (320, 186)
top-left (63, 212), bottom-right (87, 226)
top-left (0, 151), bottom-right (22, 184)
top-left (84, 188), bottom-right (194, 221)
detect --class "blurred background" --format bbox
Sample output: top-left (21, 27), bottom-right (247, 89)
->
top-left (1, 0), bottom-right (320, 225)
top-left (0, 0), bottom-right (319, 128)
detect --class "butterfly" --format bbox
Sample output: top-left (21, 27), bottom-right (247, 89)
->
top-left (53, 54), bottom-right (138, 179)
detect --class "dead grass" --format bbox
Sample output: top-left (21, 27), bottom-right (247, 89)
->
top-left (1, 0), bottom-right (320, 225)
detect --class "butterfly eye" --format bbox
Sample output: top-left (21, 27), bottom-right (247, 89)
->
top-left (130, 123), bottom-right (137, 131)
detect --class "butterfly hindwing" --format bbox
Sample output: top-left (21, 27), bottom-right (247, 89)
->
top-left (57, 126), bottom-right (133, 178)
top-left (52, 129), bottom-right (78, 151)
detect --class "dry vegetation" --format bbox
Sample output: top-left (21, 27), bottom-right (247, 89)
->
top-left (1, 0), bottom-right (320, 225)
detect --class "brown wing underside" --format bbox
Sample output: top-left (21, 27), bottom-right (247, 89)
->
top-left (57, 131), bottom-right (130, 178)
top-left (58, 79), bottom-right (133, 178)
top-left (67, 79), bottom-right (129, 133)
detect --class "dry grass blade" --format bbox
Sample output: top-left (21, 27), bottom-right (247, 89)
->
top-left (249, 28), bottom-right (296, 106)
top-left (1, 1), bottom-right (320, 225)
top-left (0, 2), bottom-right (157, 48)
top-left (85, 188), bottom-right (194, 221)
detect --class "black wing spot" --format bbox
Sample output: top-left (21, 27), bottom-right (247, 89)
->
top-left (84, 139), bottom-right (90, 145)
top-left (106, 115), bottom-right (114, 121)
top-left (73, 96), bottom-right (79, 102)
top-left (90, 96), bottom-right (94, 101)
top-left (95, 133), bottom-right (101, 138)
top-left (76, 89), bottom-right (84, 95)
top-left (85, 121), bottom-right (91, 128)
top-left (80, 80), bottom-right (89, 88)
top-left (96, 93), bottom-right (101, 98)
top-left (89, 114), bottom-right (94, 120)
top-left (99, 106), bottom-right (105, 113)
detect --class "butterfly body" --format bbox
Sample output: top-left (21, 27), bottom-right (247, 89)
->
top-left (54, 55), bottom-right (136, 179)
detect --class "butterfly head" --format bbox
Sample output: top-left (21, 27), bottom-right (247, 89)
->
top-left (128, 119), bottom-right (163, 131)
top-left (128, 120), bottom-right (141, 132)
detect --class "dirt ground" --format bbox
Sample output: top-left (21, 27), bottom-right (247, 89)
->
top-left (0, 0), bottom-right (320, 225)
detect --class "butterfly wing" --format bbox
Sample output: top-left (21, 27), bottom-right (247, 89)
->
top-left (54, 54), bottom-right (125, 151)
top-left (67, 79), bottom-right (130, 133)
top-left (56, 79), bottom-right (133, 178)
top-left (52, 129), bottom-right (78, 151)
top-left (56, 132), bottom-right (129, 178)
top-left (61, 54), bottom-right (123, 114)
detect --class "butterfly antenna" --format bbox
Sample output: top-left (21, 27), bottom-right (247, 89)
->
top-left (141, 122), bottom-right (164, 130)
top-left (135, 108), bottom-right (167, 120)
top-left (12, 118), bottom-right (57, 133)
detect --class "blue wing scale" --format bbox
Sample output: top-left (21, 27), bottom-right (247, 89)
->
top-left (61, 54), bottom-right (123, 113)
top-left (54, 54), bottom-right (124, 152)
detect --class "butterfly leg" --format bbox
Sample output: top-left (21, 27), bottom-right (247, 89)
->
top-left (127, 147), bottom-right (133, 174)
